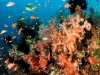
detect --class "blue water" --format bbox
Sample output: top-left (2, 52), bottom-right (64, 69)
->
top-left (0, 0), bottom-right (66, 55)
top-left (0, 0), bottom-right (99, 52)
top-left (0, 0), bottom-right (99, 32)
top-left (0, 0), bottom-right (63, 51)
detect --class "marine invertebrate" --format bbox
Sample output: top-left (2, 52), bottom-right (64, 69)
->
top-left (48, 15), bottom-right (90, 55)
top-left (58, 53), bottom-right (79, 75)
top-left (22, 53), bottom-right (49, 73)
top-left (8, 45), bottom-right (24, 60)
top-left (37, 13), bottom-right (100, 74)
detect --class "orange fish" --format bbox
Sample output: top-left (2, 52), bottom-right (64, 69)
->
top-left (47, 52), bottom-right (50, 60)
top-left (14, 65), bottom-right (18, 71)
top-left (88, 56), bottom-right (98, 65)
top-left (18, 27), bottom-right (23, 35)
top-left (0, 64), bottom-right (2, 67)
top-left (31, 15), bottom-right (38, 19)
top-left (19, 17), bottom-right (25, 20)
top-left (0, 58), bottom-right (3, 60)
top-left (5, 59), bottom-right (9, 64)
top-left (12, 23), bottom-right (18, 28)
top-left (9, 40), bottom-right (12, 43)
top-left (12, 36), bottom-right (17, 39)
top-left (7, 63), bottom-right (15, 70)
top-left (64, 3), bottom-right (71, 8)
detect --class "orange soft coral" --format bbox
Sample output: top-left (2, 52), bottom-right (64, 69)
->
top-left (35, 40), bottom-right (46, 56)
top-left (22, 54), bottom-right (39, 70)
top-left (47, 15), bottom-right (85, 55)
top-left (58, 53), bottom-right (79, 75)
top-left (38, 56), bottom-right (48, 71)
top-left (22, 53), bottom-right (49, 73)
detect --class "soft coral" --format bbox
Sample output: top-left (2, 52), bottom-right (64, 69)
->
top-left (22, 53), bottom-right (49, 73)
top-left (58, 53), bottom-right (79, 75)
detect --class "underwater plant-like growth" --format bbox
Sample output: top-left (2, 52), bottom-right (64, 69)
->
top-left (5, 12), bottom-right (100, 75)
top-left (1, 0), bottom-right (100, 75)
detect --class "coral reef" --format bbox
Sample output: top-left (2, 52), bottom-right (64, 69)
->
top-left (5, 12), bottom-right (100, 75)
top-left (2, 1), bottom-right (100, 75)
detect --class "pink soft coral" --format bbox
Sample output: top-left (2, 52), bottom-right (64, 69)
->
top-left (35, 40), bottom-right (46, 56)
